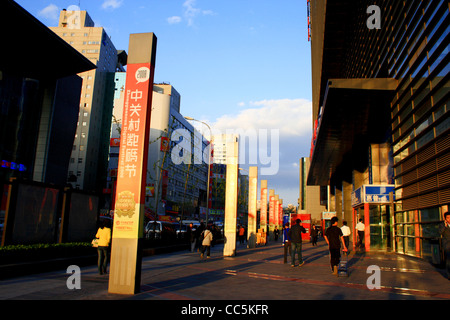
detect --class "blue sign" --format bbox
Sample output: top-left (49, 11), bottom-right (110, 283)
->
top-left (364, 185), bottom-right (395, 203)
top-left (351, 187), bottom-right (362, 207)
top-left (351, 185), bottom-right (395, 207)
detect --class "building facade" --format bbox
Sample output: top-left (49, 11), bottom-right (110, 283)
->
top-left (308, 0), bottom-right (449, 261)
top-left (50, 9), bottom-right (125, 193)
top-left (299, 157), bottom-right (327, 223)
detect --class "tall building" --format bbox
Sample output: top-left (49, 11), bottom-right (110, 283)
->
top-left (49, 9), bottom-right (125, 192)
top-left (298, 158), bottom-right (327, 223)
top-left (308, 0), bottom-right (449, 261)
top-left (212, 133), bottom-right (240, 164)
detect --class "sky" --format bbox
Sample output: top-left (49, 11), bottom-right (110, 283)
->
top-left (16, 0), bottom-right (313, 207)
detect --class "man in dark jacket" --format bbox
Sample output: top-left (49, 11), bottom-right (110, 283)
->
top-left (439, 211), bottom-right (450, 280)
top-left (325, 216), bottom-right (347, 276)
top-left (288, 219), bottom-right (306, 267)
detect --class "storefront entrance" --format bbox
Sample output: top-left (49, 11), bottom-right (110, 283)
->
top-left (353, 204), bottom-right (392, 252)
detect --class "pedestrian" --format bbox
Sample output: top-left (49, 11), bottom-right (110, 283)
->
top-left (187, 223), bottom-right (196, 252)
top-left (282, 222), bottom-right (291, 263)
top-left (196, 222), bottom-right (205, 252)
top-left (200, 227), bottom-right (213, 259)
top-left (310, 225), bottom-right (318, 246)
top-left (341, 221), bottom-right (351, 254)
top-left (288, 219), bottom-right (306, 267)
top-left (325, 216), bottom-right (347, 276)
top-left (239, 225), bottom-right (245, 244)
top-left (95, 220), bottom-right (111, 275)
top-left (355, 218), bottom-right (365, 249)
top-left (274, 226), bottom-right (280, 241)
top-left (439, 211), bottom-right (450, 280)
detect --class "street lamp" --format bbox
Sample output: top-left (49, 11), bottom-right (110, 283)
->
top-left (184, 117), bottom-right (212, 226)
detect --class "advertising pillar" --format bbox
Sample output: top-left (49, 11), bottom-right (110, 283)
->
top-left (260, 180), bottom-right (268, 234)
top-left (268, 189), bottom-right (275, 240)
top-left (223, 137), bottom-right (239, 257)
top-left (247, 166), bottom-right (258, 248)
top-left (274, 194), bottom-right (279, 235)
top-left (279, 199), bottom-right (283, 229)
top-left (108, 33), bottom-right (157, 295)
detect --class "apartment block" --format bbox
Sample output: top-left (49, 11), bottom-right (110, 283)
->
top-left (50, 9), bottom-right (125, 192)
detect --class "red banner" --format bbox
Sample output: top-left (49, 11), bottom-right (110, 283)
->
top-left (113, 62), bottom-right (155, 238)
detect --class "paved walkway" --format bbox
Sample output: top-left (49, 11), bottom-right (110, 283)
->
top-left (1, 239), bottom-right (449, 301)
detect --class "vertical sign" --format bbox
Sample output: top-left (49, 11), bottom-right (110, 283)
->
top-left (269, 189), bottom-right (275, 238)
top-left (112, 61), bottom-right (154, 238)
top-left (260, 180), bottom-right (268, 234)
top-left (279, 199), bottom-right (283, 229)
top-left (223, 137), bottom-right (239, 257)
top-left (248, 166), bottom-right (258, 248)
top-left (109, 33), bottom-right (157, 295)
top-left (274, 194), bottom-right (279, 231)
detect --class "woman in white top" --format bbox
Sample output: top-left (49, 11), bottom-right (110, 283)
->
top-left (200, 227), bottom-right (213, 259)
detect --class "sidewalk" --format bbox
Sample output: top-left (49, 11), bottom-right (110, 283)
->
top-left (1, 238), bottom-right (449, 301)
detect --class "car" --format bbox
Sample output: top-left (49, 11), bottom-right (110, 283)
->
top-left (145, 221), bottom-right (176, 240)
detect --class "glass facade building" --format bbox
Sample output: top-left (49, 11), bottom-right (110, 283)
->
top-left (308, 0), bottom-right (449, 261)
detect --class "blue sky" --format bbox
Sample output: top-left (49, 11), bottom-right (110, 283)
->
top-left (16, 0), bottom-right (313, 206)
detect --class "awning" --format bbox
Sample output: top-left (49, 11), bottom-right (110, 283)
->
top-left (308, 78), bottom-right (397, 186)
top-left (0, 0), bottom-right (96, 80)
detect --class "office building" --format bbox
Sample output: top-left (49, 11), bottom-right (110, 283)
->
top-left (308, 0), bottom-right (449, 260)
top-left (50, 9), bottom-right (125, 192)
top-left (0, 0), bottom-right (96, 230)
top-left (299, 157), bottom-right (327, 223)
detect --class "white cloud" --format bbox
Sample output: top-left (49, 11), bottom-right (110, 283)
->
top-left (182, 0), bottom-right (215, 27)
top-left (213, 98), bottom-right (312, 137)
top-left (38, 4), bottom-right (60, 21)
top-left (167, 16), bottom-right (182, 24)
top-left (102, 0), bottom-right (123, 10)
top-left (210, 98), bottom-right (312, 178)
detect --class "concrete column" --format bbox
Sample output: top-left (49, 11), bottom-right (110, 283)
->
top-left (223, 137), bottom-right (239, 257)
top-left (108, 33), bottom-right (157, 295)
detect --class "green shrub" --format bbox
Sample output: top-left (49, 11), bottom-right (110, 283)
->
top-left (0, 242), bottom-right (94, 264)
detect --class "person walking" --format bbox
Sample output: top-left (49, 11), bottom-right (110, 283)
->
top-left (439, 211), bottom-right (450, 280)
top-left (341, 221), bottom-right (351, 254)
top-left (196, 222), bottom-right (205, 252)
top-left (95, 220), bottom-right (111, 275)
top-left (355, 218), bottom-right (365, 249)
top-left (310, 225), bottom-right (318, 246)
top-left (274, 226), bottom-right (280, 241)
top-left (325, 216), bottom-right (348, 276)
top-left (200, 227), bottom-right (213, 259)
top-left (282, 222), bottom-right (291, 263)
top-left (288, 219), bottom-right (306, 267)
top-left (239, 225), bottom-right (246, 245)
top-left (187, 223), bottom-right (196, 252)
